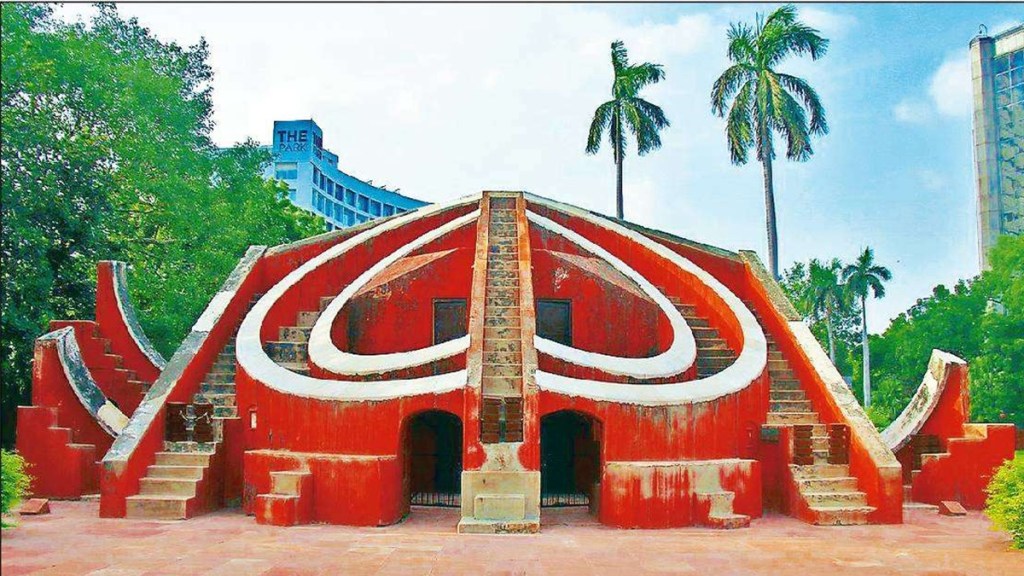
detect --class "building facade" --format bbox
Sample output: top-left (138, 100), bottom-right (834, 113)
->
top-left (267, 119), bottom-right (427, 230)
top-left (971, 24), bottom-right (1024, 268)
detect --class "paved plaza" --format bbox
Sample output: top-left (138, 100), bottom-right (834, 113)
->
top-left (1, 501), bottom-right (1020, 575)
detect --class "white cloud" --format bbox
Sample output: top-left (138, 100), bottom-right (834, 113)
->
top-left (798, 7), bottom-right (857, 39)
top-left (928, 54), bottom-right (972, 118)
top-left (893, 98), bottom-right (931, 123)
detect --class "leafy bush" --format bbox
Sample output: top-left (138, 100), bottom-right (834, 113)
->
top-left (985, 454), bottom-right (1024, 549)
top-left (1, 449), bottom-right (32, 527)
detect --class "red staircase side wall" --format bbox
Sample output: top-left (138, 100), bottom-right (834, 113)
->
top-left (94, 261), bottom-right (163, 383)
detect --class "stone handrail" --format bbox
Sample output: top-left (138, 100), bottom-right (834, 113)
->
top-left (880, 350), bottom-right (967, 453)
top-left (42, 327), bottom-right (129, 436)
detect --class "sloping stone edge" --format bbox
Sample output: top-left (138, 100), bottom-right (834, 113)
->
top-left (880, 350), bottom-right (966, 453)
top-left (109, 261), bottom-right (167, 370)
top-left (42, 327), bottom-right (128, 437)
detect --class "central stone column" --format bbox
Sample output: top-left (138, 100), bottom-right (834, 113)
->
top-left (458, 191), bottom-right (541, 534)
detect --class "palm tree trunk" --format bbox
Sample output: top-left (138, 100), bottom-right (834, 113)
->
top-left (825, 311), bottom-right (836, 364)
top-left (861, 295), bottom-right (871, 407)
top-left (761, 156), bottom-right (779, 279)
top-left (615, 147), bottom-right (624, 220)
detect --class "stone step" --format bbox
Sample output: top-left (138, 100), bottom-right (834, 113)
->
top-left (770, 379), bottom-right (802, 391)
top-left (698, 348), bottom-right (735, 358)
top-left (766, 412), bottom-right (819, 425)
top-left (482, 364), bottom-right (522, 378)
top-left (296, 311), bottom-right (320, 327)
top-left (683, 317), bottom-right (711, 328)
top-left (673, 304), bottom-right (697, 316)
top-left (125, 495), bottom-right (191, 520)
top-left (485, 296), bottom-right (518, 307)
top-left (706, 513), bottom-right (751, 529)
top-left (163, 441), bottom-right (217, 453)
top-left (154, 451), bottom-right (213, 467)
top-left (279, 326), bottom-right (311, 343)
top-left (205, 371), bottom-right (235, 384)
top-left (194, 393), bottom-right (235, 406)
top-left (791, 463), bottom-right (850, 479)
top-left (484, 316), bottom-right (521, 328)
top-left (796, 476), bottom-right (859, 493)
top-left (214, 405), bottom-right (238, 419)
top-left (802, 491), bottom-right (868, 507)
top-left (808, 505), bottom-right (874, 526)
top-left (768, 350), bottom-right (785, 361)
top-left (481, 376), bottom-right (519, 396)
top-left (483, 351), bottom-right (522, 365)
top-left (769, 389), bottom-right (806, 401)
top-left (484, 326), bottom-right (521, 340)
top-left (768, 359), bottom-right (790, 371)
top-left (271, 471), bottom-right (311, 496)
top-left (771, 369), bottom-right (796, 381)
top-left (265, 341), bottom-right (307, 363)
top-left (770, 399), bottom-right (813, 413)
top-left (139, 477), bottom-right (199, 497)
top-left (697, 357), bottom-right (733, 369)
top-left (146, 465), bottom-right (205, 480)
top-left (483, 339), bottom-right (522, 353)
top-left (200, 383), bottom-right (235, 395)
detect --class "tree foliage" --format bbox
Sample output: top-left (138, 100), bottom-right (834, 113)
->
top-left (986, 453), bottom-right (1024, 549)
top-left (0, 4), bottom-right (322, 447)
top-left (868, 235), bottom-right (1024, 427)
top-left (1, 449), bottom-right (32, 527)
top-left (586, 40), bottom-right (669, 220)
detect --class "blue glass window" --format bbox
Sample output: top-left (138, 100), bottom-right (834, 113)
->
top-left (357, 195), bottom-right (369, 212)
top-left (383, 205), bottom-right (395, 216)
top-left (345, 189), bottom-right (356, 205)
top-left (369, 200), bottom-right (382, 216)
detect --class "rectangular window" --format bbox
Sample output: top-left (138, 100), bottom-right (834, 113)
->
top-left (536, 299), bottom-right (572, 346)
top-left (345, 209), bottom-right (356, 226)
top-left (274, 162), bottom-right (298, 180)
top-left (334, 202), bottom-right (342, 221)
top-left (288, 188), bottom-right (297, 202)
top-left (433, 299), bottom-right (468, 344)
top-left (370, 200), bottom-right (382, 216)
top-left (345, 189), bottom-right (356, 205)
top-left (357, 195), bottom-right (369, 212)
top-left (383, 205), bottom-right (395, 216)
top-left (357, 214), bottom-right (368, 224)
top-left (313, 167), bottom-right (320, 184)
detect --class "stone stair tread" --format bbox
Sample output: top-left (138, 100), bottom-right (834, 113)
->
top-left (809, 504), bottom-right (875, 512)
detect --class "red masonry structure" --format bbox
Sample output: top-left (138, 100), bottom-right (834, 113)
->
top-left (14, 191), bottom-right (1015, 529)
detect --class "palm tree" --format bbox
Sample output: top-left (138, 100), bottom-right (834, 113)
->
top-left (587, 40), bottom-right (670, 220)
top-left (842, 248), bottom-right (892, 407)
top-left (710, 4), bottom-right (829, 278)
top-left (807, 258), bottom-right (848, 364)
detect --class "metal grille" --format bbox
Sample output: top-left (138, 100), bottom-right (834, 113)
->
top-left (541, 492), bottom-right (589, 507)
top-left (411, 491), bottom-right (461, 507)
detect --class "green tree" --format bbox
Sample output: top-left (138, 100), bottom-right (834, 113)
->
top-left (780, 258), bottom-right (860, 378)
top-left (710, 4), bottom-right (829, 278)
top-left (0, 4), bottom-right (321, 447)
top-left (808, 258), bottom-right (849, 364)
top-left (841, 247), bottom-right (892, 407)
top-left (586, 40), bottom-right (670, 220)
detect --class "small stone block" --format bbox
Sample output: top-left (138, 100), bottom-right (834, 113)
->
top-left (20, 498), bottom-right (50, 515)
top-left (474, 493), bottom-right (525, 521)
top-left (938, 501), bottom-right (967, 516)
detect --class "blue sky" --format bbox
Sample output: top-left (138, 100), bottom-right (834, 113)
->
top-left (57, 3), bottom-right (1022, 332)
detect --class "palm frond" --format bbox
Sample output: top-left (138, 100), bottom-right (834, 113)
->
top-left (586, 100), bottom-right (616, 155)
top-left (768, 77), bottom-right (812, 161)
top-left (610, 40), bottom-right (629, 72)
top-left (725, 81), bottom-right (756, 165)
top-left (711, 63), bottom-right (754, 117)
top-left (726, 23), bottom-right (757, 64)
top-left (776, 73), bottom-right (828, 135)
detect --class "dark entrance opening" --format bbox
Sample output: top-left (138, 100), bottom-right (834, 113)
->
top-left (540, 411), bottom-right (600, 508)
top-left (406, 411), bottom-right (463, 507)
top-left (536, 299), bottom-right (572, 346)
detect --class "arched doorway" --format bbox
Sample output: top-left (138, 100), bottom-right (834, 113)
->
top-left (405, 410), bottom-right (462, 507)
top-left (540, 411), bottom-right (600, 507)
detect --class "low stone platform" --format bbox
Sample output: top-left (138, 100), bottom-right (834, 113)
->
top-left (1, 501), bottom-right (1020, 575)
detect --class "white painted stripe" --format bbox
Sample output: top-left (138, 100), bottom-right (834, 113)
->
top-left (236, 194), bottom-right (481, 401)
top-left (308, 211), bottom-right (478, 375)
top-left (525, 194), bottom-right (767, 406)
top-left (527, 211), bottom-right (695, 378)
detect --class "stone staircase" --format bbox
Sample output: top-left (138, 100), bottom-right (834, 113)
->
top-left (666, 297), bottom-right (737, 379)
top-left (744, 307), bottom-right (874, 526)
top-left (480, 196), bottom-right (524, 444)
top-left (254, 470), bottom-right (314, 526)
top-left (266, 298), bottom-right (333, 375)
top-left (51, 320), bottom-right (152, 412)
top-left (124, 301), bottom-right (255, 519)
top-left (696, 489), bottom-right (751, 529)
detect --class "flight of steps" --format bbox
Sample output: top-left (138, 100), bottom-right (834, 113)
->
top-left (266, 298), bottom-right (333, 375)
top-left (480, 197), bottom-right (524, 444)
top-left (696, 490), bottom-right (751, 529)
top-left (51, 320), bottom-right (152, 411)
top-left (125, 328), bottom-right (247, 519)
top-left (254, 470), bottom-right (314, 526)
top-left (665, 296), bottom-right (737, 379)
top-left (743, 305), bottom-right (874, 526)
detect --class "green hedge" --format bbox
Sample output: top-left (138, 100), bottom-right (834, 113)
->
top-left (1, 449), bottom-right (32, 527)
top-left (986, 453), bottom-right (1024, 549)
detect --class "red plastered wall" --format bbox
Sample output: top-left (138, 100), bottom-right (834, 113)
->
top-left (95, 261), bottom-right (162, 383)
